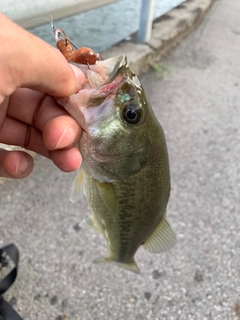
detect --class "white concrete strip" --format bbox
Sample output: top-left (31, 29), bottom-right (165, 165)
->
top-left (101, 0), bottom-right (216, 75)
top-left (1, 0), bottom-right (118, 28)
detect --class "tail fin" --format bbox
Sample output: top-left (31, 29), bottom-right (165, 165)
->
top-left (93, 256), bottom-right (140, 274)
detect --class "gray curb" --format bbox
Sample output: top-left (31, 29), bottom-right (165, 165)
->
top-left (102, 0), bottom-right (216, 75)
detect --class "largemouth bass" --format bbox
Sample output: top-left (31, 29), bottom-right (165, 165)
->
top-left (58, 55), bottom-right (176, 273)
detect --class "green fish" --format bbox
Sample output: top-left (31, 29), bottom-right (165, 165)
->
top-left (58, 55), bottom-right (176, 273)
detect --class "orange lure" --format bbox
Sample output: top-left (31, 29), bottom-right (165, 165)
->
top-left (54, 28), bottom-right (101, 65)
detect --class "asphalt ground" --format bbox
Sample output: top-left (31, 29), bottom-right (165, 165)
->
top-left (1, 0), bottom-right (240, 319)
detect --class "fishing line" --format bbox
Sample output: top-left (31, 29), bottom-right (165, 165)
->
top-left (21, 15), bottom-right (56, 35)
top-left (22, 16), bottom-right (80, 50)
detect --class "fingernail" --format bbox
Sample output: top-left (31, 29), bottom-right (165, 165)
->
top-left (55, 125), bottom-right (76, 149)
top-left (16, 153), bottom-right (29, 174)
top-left (71, 65), bottom-right (86, 91)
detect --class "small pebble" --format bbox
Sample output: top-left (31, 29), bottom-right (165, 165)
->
top-left (73, 223), bottom-right (81, 231)
top-left (34, 294), bottom-right (41, 301)
top-left (128, 296), bottom-right (137, 303)
top-left (50, 295), bottom-right (58, 305)
top-left (144, 292), bottom-right (151, 300)
top-left (56, 314), bottom-right (69, 320)
top-left (194, 269), bottom-right (204, 282)
top-left (62, 299), bottom-right (68, 309)
top-left (152, 270), bottom-right (163, 280)
top-left (9, 297), bottom-right (17, 306)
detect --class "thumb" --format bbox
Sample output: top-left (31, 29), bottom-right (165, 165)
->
top-left (0, 13), bottom-right (86, 100)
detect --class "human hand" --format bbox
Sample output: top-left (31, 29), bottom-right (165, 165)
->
top-left (0, 13), bottom-right (86, 179)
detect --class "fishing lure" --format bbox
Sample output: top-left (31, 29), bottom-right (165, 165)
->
top-left (24, 17), bottom-right (101, 65)
top-left (53, 27), bottom-right (101, 65)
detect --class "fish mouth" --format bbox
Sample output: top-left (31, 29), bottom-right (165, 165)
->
top-left (83, 56), bottom-right (127, 105)
top-left (56, 56), bottom-right (128, 129)
top-left (57, 55), bottom-right (141, 125)
top-left (86, 55), bottom-right (127, 89)
top-left (80, 54), bottom-right (141, 95)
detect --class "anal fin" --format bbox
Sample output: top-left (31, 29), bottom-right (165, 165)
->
top-left (143, 212), bottom-right (176, 253)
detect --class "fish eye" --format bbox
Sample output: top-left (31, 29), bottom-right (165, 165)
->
top-left (122, 103), bottom-right (142, 125)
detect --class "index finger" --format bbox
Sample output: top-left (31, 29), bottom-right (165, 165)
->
top-left (7, 88), bottom-right (82, 150)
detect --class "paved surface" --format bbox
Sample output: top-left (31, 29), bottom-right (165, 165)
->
top-left (103, 0), bottom-right (215, 75)
top-left (1, 0), bottom-right (240, 319)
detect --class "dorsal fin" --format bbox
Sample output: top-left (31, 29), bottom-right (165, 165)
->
top-left (70, 169), bottom-right (84, 203)
top-left (143, 212), bottom-right (176, 253)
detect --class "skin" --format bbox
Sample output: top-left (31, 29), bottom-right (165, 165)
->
top-left (0, 13), bottom-right (87, 179)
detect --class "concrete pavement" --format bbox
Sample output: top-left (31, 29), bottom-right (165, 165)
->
top-left (1, 0), bottom-right (240, 319)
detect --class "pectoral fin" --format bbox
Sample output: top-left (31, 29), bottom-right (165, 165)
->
top-left (143, 212), bottom-right (176, 253)
top-left (70, 169), bottom-right (84, 203)
top-left (95, 180), bottom-right (117, 221)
